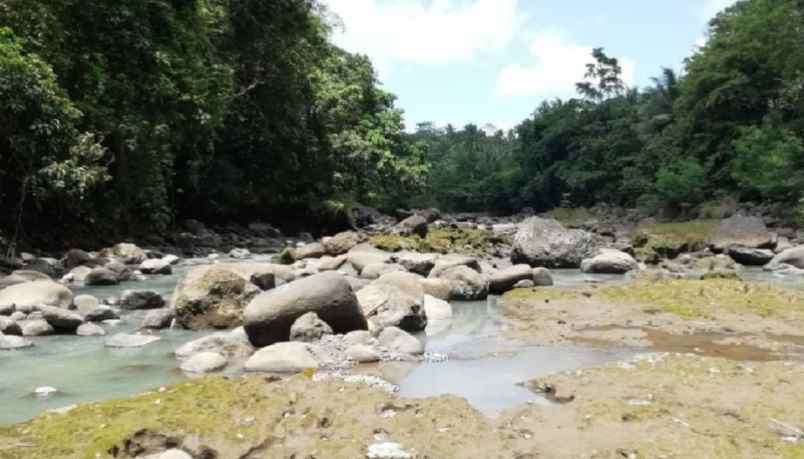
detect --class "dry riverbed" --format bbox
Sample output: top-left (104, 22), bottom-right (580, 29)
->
top-left (501, 277), bottom-right (804, 360)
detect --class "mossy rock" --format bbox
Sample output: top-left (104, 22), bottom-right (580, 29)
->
top-left (369, 227), bottom-right (507, 256)
top-left (633, 219), bottom-right (719, 261)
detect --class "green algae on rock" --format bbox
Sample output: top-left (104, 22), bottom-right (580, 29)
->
top-left (369, 227), bottom-right (508, 256)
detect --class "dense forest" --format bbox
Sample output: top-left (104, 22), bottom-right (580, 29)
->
top-left (0, 0), bottom-right (803, 250)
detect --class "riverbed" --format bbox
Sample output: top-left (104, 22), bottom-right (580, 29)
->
top-left (0, 261), bottom-right (798, 425)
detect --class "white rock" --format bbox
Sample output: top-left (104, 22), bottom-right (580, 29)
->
top-left (367, 442), bottom-right (413, 459)
top-left (180, 351), bottom-right (228, 373)
top-left (104, 333), bottom-right (161, 348)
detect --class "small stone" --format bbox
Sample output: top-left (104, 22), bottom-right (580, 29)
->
top-left (105, 333), bottom-right (161, 348)
top-left (34, 386), bottom-right (58, 398)
top-left (180, 351), bottom-right (227, 373)
top-left (76, 323), bottom-right (106, 337)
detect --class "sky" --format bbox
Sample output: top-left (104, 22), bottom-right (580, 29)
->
top-left (321, 0), bottom-right (738, 131)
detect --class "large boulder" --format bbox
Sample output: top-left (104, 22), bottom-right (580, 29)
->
top-left (347, 244), bottom-right (392, 272)
top-left (511, 217), bottom-right (600, 268)
top-left (356, 282), bottom-right (427, 332)
top-left (580, 249), bottom-right (639, 274)
top-left (62, 249), bottom-right (93, 270)
top-left (243, 272), bottom-right (367, 347)
top-left (174, 327), bottom-right (255, 361)
top-left (532, 267), bottom-right (554, 286)
top-left (141, 308), bottom-right (175, 330)
top-left (393, 215), bottom-right (428, 238)
top-left (0, 281), bottom-right (73, 310)
top-left (0, 317), bottom-right (22, 336)
top-left (85, 267), bottom-right (120, 286)
top-left (361, 263), bottom-right (405, 280)
top-left (424, 295), bottom-right (452, 336)
top-left (120, 290), bottom-right (166, 310)
top-left (489, 265), bottom-right (533, 294)
top-left (173, 266), bottom-right (260, 330)
top-left (435, 265), bottom-right (489, 301)
top-left (76, 323), bottom-right (106, 337)
top-left (139, 258), bottom-right (172, 275)
top-left (180, 351), bottom-right (227, 373)
top-left (428, 255), bottom-right (481, 278)
top-left (709, 215), bottom-right (773, 251)
top-left (0, 334), bottom-right (33, 350)
top-left (322, 231), bottom-right (361, 256)
top-left (295, 242), bottom-right (326, 260)
top-left (289, 312), bottom-right (333, 343)
top-left (391, 252), bottom-right (438, 276)
top-left (244, 342), bottom-right (321, 373)
top-left (727, 246), bottom-right (775, 266)
top-left (20, 319), bottom-right (54, 336)
top-left (39, 305), bottom-right (84, 332)
top-left (101, 243), bottom-right (147, 265)
top-left (378, 327), bottom-right (424, 355)
top-left (765, 246), bottom-right (804, 270)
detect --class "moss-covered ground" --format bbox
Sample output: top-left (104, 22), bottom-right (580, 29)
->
top-left (369, 227), bottom-right (507, 256)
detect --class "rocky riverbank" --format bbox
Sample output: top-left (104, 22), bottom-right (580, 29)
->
top-left (1, 207), bottom-right (804, 457)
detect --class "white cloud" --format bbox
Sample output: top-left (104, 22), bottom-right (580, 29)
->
top-left (495, 30), bottom-right (636, 98)
top-left (698, 0), bottom-right (738, 21)
top-left (322, 0), bottom-right (525, 76)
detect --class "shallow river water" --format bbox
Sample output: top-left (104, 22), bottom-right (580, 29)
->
top-left (0, 263), bottom-right (797, 424)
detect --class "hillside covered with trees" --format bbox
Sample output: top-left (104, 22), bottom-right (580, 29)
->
top-left (0, 0), bottom-right (803, 250)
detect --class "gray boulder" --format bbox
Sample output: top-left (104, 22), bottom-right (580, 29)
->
top-left (0, 280), bottom-right (73, 310)
top-left (489, 264), bottom-right (533, 294)
top-left (581, 249), bottom-right (639, 274)
top-left (62, 249), bottom-right (93, 270)
top-left (295, 242), bottom-right (326, 260)
top-left (141, 308), bottom-right (175, 330)
top-left (391, 252), bottom-right (437, 276)
top-left (378, 327), bottom-right (424, 355)
top-left (0, 317), bottom-right (22, 336)
top-left (73, 294), bottom-right (100, 314)
top-left (139, 258), bottom-right (172, 275)
top-left (347, 244), bottom-right (392, 272)
top-left (120, 290), bottom-right (165, 310)
top-left (766, 246), bottom-right (804, 270)
top-left (174, 327), bottom-right (254, 361)
top-left (172, 265), bottom-right (261, 330)
top-left (101, 243), bottom-right (147, 264)
top-left (105, 333), bottom-right (160, 348)
top-left (435, 265), bottom-right (488, 301)
top-left (84, 306), bottom-right (119, 322)
top-left (228, 248), bottom-right (251, 259)
top-left (66, 266), bottom-right (92, 284)
top-left (361, 263), bottom-right (405, 280)
top-left (429, 255), bottom-right (481, 278)
top-left (357, 283), bottom-right (427, 332)
top-left (727, 246), bottom-right (775, 266)
top-left (289, 312), bottom-right (333, 343)
top-left (394, 215), bottom-right (428, 238)
top-left (85, 267), bottom-right (120, 286)
top-left (21, 319), bottom-right (54, 336)
top-left (244, 342), bottom-right (321, 373)
top-left (76, 323), bottom-right (106, 336)
top-left (0, 333), bottom-right (33, 350)
top-left (532, 267), bottom-right (554, 286)
top-left (323, 231), bottom-right (361, 256)
top-left (709, 215), bottom-right (773, 251)
top-left (345, 344), bottom-right (381, 363)
top-left (511, 217), bottom-right (600, 268)
top-left (39, 305), bottom-right (84, 332)
top-left (244, 272), bottom-right (367, 347)
top-left (180, 351), bottom-right (227, 373)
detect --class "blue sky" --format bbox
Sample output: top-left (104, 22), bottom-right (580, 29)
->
top-left (322, 0), bottom-right (737, 131)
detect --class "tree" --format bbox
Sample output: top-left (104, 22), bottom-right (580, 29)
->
top-left (0, 27), bottom-right (107, 257)
top-left (576, 48), bottom-right (627, 101)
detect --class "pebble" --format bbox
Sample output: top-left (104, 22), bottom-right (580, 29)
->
top-left (34, 386), bottom-right (58, 398)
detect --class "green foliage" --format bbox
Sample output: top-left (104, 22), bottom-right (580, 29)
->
top-left (654, 159), bottom-right (707, 207)
top-left (732, 124), bottom-right (804, 200)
